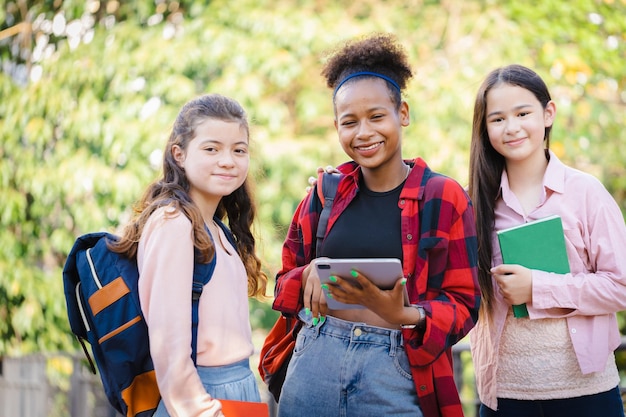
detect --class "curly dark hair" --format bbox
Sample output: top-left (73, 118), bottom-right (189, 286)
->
top-left (321, 33), bottom-right (413, 107)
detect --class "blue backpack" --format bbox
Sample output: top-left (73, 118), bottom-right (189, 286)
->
top-left (62, 217), bottom-right (235, 417)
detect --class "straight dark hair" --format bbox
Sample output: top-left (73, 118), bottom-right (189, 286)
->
top-left (468, 65), bottom-right (552, 319)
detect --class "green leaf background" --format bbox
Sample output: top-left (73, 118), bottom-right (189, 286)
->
top-left (1, 0), bottom-right (625, 357)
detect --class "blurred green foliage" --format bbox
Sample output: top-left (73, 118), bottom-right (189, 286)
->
top-left (1, 0), bottom-right (625, 356)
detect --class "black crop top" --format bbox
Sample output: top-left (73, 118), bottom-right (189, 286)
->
top-left (319, 176), bottom-right (403, 261)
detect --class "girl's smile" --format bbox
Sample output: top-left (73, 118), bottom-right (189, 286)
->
top-left (333, 77), bottom-right (410, 191)
top-left (355, 141), bottom-right (384, 154)
top-left (486, 84), bottom-right (555, 166)
top-left (173, 118), bottom-right (249, 207)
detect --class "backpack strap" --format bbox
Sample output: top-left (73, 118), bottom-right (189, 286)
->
top-left (190, 218), bottom-right (237, 363)
top-left (315, 172), bottom-right (341, 256)
top-left (258, 172), bottom-right (340, 402)
top-left (190, 249), bottom-right (212, 364)
top-left (214, 217), bottom-right (237, 249)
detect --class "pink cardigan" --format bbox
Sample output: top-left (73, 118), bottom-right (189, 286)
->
top-left (137, 207), bottom-right (253, 416)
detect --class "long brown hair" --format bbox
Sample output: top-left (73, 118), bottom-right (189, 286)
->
top-left (109, 93), bottom-right (267, 298)
top-left (468, 65), bottom-right (552, 319)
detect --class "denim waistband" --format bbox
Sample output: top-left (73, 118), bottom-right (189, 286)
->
top-left (196, 358), bottom-right (251, 384)
top-left (298, 309), bottom-right (404, 348)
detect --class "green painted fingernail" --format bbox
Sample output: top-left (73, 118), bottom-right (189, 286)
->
top-left (305, 307), bottom-right (311, 315)
top-left (321, 284), bottom-right (329, 290)
top-left (401, 278), bottom-right (407, 285)
top-left (327, 292), bottom-right (333, 298)
top-left (329, 275), bottom-right (337, 282)
top-left (350, 269), bottom-right (358, 278)
top-left (312, 317), bottom-right (319, 326)
top-left (320, 316), bottom-right (326, 325)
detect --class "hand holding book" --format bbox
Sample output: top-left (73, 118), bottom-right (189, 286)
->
top-left (496, 215), bottom-right (570, 318)
top-left (490, 264), bottom-right (534, 311)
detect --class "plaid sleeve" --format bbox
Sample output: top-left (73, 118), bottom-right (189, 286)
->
top-left (272, 187), bottom-right (322, 316)
top-left (404, 175), bottom-right (480, 366)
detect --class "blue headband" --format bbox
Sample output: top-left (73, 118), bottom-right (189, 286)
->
top-left (333, 71), bottom-right (401, 97)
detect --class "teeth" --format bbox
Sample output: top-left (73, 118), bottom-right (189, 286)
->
top-left (359, 143), bottom-right (380, 151)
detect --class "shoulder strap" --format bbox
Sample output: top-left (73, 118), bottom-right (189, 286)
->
top-left (190, 252), bottom-right (211, 364)
top-left (214, 217), bottom-right (237, 248)
top-left (315, 172), bottom-right (341, 256)
top-left (190, 218), bottom-right (236, 363)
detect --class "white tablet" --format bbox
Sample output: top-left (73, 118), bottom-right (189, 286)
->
top-left (313, 258), bottom-right (409, 310)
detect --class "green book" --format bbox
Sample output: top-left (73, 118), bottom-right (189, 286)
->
top-left (496, 215), bottom-right (570, 318)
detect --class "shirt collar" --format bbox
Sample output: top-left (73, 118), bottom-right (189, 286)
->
top-left (336, 158), bottom-right (429, 201)
top-left (543, 149), bottom-right (566, 194)
top-left (498, 149), bottom-right (567, 209)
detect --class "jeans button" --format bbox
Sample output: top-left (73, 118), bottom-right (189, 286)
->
top-left (354, 328), bottom-right (362, 336)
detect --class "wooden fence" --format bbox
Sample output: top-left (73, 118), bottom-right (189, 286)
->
top-left (1, 340), bottom-right (624, 417)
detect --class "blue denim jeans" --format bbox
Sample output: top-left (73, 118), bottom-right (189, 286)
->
top-left (153, 358), bottom-right (261, 416)
top-left (479, 386), bottom-right (624, 417)
top-left (277, 311), bottom-right (423, 417)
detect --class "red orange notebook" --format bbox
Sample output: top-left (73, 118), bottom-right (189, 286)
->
top-left (219, 399), bottom-right (269, 417)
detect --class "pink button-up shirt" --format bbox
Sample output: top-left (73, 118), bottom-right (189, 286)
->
top-left (470, 151), bottom-right (626, 410)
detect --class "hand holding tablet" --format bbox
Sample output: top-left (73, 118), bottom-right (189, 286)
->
top-left (313, 258), bottom-right (409, 310)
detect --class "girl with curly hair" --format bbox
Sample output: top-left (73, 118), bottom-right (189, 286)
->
top-left (271, 33), bottom-right (480, 417)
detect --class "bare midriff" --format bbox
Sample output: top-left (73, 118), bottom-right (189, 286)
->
top-left (328, 308), bottom-right (400, 329)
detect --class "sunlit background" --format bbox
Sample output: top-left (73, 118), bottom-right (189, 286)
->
top-left (1, 0), bottom-right (625, 415)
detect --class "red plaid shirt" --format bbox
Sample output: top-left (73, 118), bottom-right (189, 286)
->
top-left (273, 158), bottom-right (480, 417)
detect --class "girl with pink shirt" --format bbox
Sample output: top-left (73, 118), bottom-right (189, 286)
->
top-left (468, 65), bottom-right (626, 417)
top-left (109, 94), bottom-right (268, 416)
